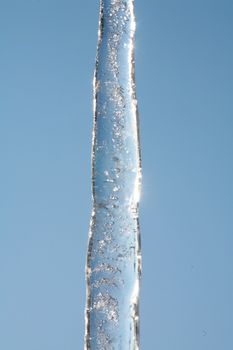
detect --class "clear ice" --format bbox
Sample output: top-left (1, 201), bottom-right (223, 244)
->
top-left (85, 0), bottom-right (142, 349)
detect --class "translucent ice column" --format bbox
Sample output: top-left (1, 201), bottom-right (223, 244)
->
top-left (85, 0), bottom-right (141, 348)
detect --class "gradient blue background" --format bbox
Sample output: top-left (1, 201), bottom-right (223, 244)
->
top-left (1, 0), bottom-right (233, 349)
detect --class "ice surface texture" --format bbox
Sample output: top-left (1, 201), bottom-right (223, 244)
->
top-left (85, 1), bottom-right (141, 349)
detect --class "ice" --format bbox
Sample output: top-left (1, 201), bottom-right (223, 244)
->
top-left (85, 1), bottom-right (141, 349)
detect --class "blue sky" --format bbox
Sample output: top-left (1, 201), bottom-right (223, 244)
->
top-left (1, 0), bottom-right (233, 349)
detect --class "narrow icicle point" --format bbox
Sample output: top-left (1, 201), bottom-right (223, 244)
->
top-left (85, 0), bottom-right (142, 349)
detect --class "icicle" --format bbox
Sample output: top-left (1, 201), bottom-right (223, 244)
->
top-left (85, 1), bottom-right (141, 348)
